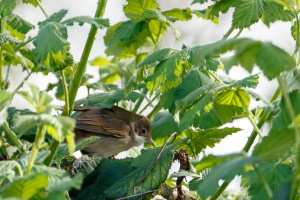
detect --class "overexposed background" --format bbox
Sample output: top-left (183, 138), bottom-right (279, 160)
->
top-left (9, 0), bottom-right (295, 193)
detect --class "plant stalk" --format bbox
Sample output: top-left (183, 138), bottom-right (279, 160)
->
top-left (61, 70), bottom-right (70, 116)
top-left (26, 125), bottom-right (46, 175)
top-left (0, 17), bottom-right (6, 89)
top-left (68, 0), bottom-right (107, 114)
top-left (44, 0), bottom-right (107, 166)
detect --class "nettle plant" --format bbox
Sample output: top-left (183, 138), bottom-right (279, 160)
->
top-left (0, 0), bottom-right (299, 199)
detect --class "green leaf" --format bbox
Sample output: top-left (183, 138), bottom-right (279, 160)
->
top-left (0, 174), bottom-right (48, 199)
top-left (263, 1), bottom-right (293, 22)
top-left (214, 88), bottom-right (250, 123)
top-left (0, 90), bottom-right (12, 126)
top-left (256, 42), bottom-right (295, 79)
top-left (71, 158), bottom-right (134, 199)
top-left (272, 90), bottom-right (300, 130)
top-left (191, 0), bottom-right (209, 4)
top-left (104, 21), bottom-right (149, 58)
top-left (228, 74), bottom-right (259, 88)
top-left (78, 88), bottom-right (144, 108)
top-left (33, 22), bottom-right (72, 71)
top-left (62, 16), bottom-right (109, 28)
top-left (109, 20), bottom-right (146, 44)
top-left (232, 0), bottom-right (264, 29)
top-left (190, 156), bottom-right (259, 199)
top-left (142, 9), bottom-right (181, 38)
top-left (193, 153), bottom-right (244, 173)
top-left (188, 37), bottom-right (295, 80)
top-left (150, 112), bottom-right (179, 147)
top-left (224, 40), bottom-right (261, 73)
top-left (242, 163), bottom-right (292, 200)
top-left (162, 8), bottom-right (193, 21)
top-left (252, 128), bottom-right (295, 161)
top-left (178, 84), bottom-right (223, 130)
top-left (123, 0), bottom-right (159, 21)
top-left (0, 161), bottom-right (23, 182)
top-left (6, 14), bottom-right (34, 40)
top-left (105, 142), bottom-right (182, 199)
top-left (207, 0), bottom-right (237, 18)
top-left (0, 0), bottom-right (16, 16)
top-left (184, 127), bottom-right (241, 155)
top-left (17, 151), bottom-right (50, 169)
top-left (0, 33), bottom-right (19, 45)
top-left (32, 165), bottom-right (83, 191)
top-left (18, 83), bottom-right (53, 114)
top-left (136, 48), bottom-right (173, 68)
top-left (13, 114), bottom-right (75, 142)
top-left (38, 9), bottom-right (68, 27)
top-left (22, 0), bottom-right (39, 7)
top-left (146, 49), bottom-right (189, 92)
top-left (160, 70), bottom-right (209, 114)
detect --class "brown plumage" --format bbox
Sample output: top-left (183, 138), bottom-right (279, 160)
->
top-left (74, 106), bottom-right (155, 157)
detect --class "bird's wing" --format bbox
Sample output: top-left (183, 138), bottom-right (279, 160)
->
top-left (75, 114), bottom-right (131, 138)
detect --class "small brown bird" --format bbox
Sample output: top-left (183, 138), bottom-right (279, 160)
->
top-left (74, 106), bottom-right (155, 157)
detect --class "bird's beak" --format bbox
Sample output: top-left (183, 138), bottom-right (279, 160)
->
top-left (147, 137), bottom-right (156, 147)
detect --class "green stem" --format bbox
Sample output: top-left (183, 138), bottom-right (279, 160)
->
top-left (294, 10), bottom-right (299, 53)
top-left (0, 47), bottom-right (2, 89)
top-left (242, 87), bottom-right (280, 152)
top-left (2, 121), bottom-right (25, 153)
top-left (222, 27), bottom-right (235, 40)
top-left (12, 70), bottom-right (33, 96)
top-left (38, 4), bottom-right (49, 18)
top-left (60, 70), bottom-right (69, 116)
top-left (44, 0), bottom-right (107, 166)
top-left (13, 37), bottom-right (36, 52)
top-left (233, 28), bottom-right (243, 38)
top-left (0, 17), bottom-right (5, 89)
top-left (245, 108), bottom-right (263, 139)
top-left (139, 92), bottom-right (159, 115)
top-left (277, 76), bottom-right (300, 200)
top-left (147, 100), bottom-right (163, 119)
top-left (68, 0), bottom-right (107, 115)
top-left (26, 125), bottom-right (46, 175)
top-left (132, 88), bottom-right (146, 113)
top-left (209, 182), bottom-right (230, 200)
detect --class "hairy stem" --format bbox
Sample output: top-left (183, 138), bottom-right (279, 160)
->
top-left (12, 70), bottom-right (33, 96)
top-left (222, 27), bottom-right (235, 40)
top-left (61, 70), bottom-right (70, 116)
top-left (0, 17), bottom-right (5, 89)
top-left (68, 0), bottom-right (107, 114)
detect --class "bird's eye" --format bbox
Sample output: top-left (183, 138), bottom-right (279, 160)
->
top-left (141, 128), bottom-right (147, 134)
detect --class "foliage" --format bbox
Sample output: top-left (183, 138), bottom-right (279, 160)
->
top-left (0, 0), bottom-right (299, 199)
